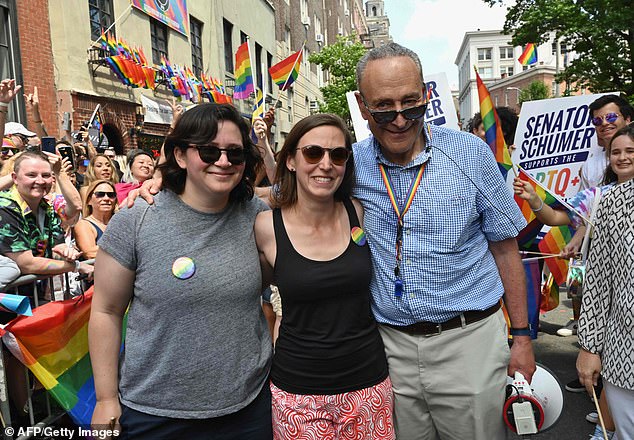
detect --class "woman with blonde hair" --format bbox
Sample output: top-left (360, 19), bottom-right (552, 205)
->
top-left (79, 153), bottom-right (119, 200)
top-left (73, 179), bottom-right (118, 260)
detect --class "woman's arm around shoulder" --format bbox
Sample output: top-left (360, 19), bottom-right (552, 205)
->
top-left (254, 210), bottom-right (275, 288)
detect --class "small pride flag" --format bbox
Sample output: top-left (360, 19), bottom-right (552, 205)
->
top-left (538, 225), bottom-right (574, 285)
top-left (269, 49), bottom-right (303, 91)
top-left (233, 42), bottom-right (254, 99)
top-left (518, 43), bottom-right (538, 66)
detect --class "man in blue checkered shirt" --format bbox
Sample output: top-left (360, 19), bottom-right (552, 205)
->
top-left (352, 43), bottom-right (536, 439)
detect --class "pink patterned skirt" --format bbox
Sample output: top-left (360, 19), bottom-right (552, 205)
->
top-left (270, 377), bottom-right (395, 440)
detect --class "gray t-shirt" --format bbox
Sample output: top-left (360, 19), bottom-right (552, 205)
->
top-left (98, 190), bottom-right (272, 419)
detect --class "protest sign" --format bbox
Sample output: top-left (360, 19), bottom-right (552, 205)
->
top-left (509, 93), bottom-right (614, 198)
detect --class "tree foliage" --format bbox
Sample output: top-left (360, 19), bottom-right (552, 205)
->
top-left (519, 80), bottom-right (550, 104)
top-left (483, 0), bottom-right (634, 99)
top-left (308, 35), bottom-right (366, 123)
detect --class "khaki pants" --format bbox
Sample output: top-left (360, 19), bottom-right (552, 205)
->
top-left (378, 310), bottom-right (510, 440)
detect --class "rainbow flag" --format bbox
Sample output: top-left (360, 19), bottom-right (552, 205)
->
top-left (1, 291), bottom-right (96, 427)
top-left (538, 225), bottom-right (574, 285)
top-left (233, 42), bottom-right (254, 99)
top-left (474, 68), bottom-right (513, 178)
top-left (515, 169), bottom-right (563, 225)
top-left (518, 43), bottom-right (538, 66)
top-left (514, 168), bottom-right (565, 248)
top-left (269, 49), bottom-right (303, 91)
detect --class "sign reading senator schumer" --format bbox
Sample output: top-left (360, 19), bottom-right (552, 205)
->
top-left (510, 93), bottom-right (613, 198)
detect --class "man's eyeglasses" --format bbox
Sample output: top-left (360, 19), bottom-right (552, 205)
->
top-left (360, 96), bottom-right (427, 125)
top-left (93, 191), bottom-right (116, 199)
top-left (191, 145), bottom-right (246, 165)
top-left (297, 145), bottom-right (350, 166)
top-left (591, 112), bottom-right (621, 126)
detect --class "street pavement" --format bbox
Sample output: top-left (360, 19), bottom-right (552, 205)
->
top-left (514, 297), bottom-right (599, 440)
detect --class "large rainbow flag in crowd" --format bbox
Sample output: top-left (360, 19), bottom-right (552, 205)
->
top-left (1, 291), bottom-right (96, 427)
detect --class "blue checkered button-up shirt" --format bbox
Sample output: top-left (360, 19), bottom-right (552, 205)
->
top-left (352, 124), bottom-right (526, 324)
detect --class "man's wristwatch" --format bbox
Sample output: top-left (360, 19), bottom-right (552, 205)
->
top-left (509, 326), bottom-right (532, 337)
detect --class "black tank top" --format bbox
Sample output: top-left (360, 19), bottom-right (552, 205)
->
top-left (271, 199), bottom-right (388, 395)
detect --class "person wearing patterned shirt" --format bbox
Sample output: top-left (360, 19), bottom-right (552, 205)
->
top-left (352, 42), bottom-right (535, 439)
top-left (577, 126), bottom-right (634, 439)
top-left (0, 151), bottom-right (92, 286)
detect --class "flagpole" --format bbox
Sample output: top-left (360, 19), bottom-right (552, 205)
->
top-left (272, 41), bottom-right (306, 111)
top-left (246, 36), bottom-right (256, 98)
top-left (261, 61), bottom-right (267, 118)
top-left (89, 3), bottom-right (132, 48)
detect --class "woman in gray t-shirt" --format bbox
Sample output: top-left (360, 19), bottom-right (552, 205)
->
top-left (89, 104), bottom-right (273, 439)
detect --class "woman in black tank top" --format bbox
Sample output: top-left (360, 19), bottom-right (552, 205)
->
top-left (255, 114), bottom-right (394, 440)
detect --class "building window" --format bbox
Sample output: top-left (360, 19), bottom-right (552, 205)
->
top-left (500, 66), bottom-right (514, 77)
top-left (150, 19), bottom-right (168, 65)
top-left (301, 0), bottom-right (309, 22)
top-left (479, 67), bottom-right (493, 78)
top-left (255, 42), bottom-right (262, 90)
top-left (551, 42), bottom-right (568, 55)
top-left (89, 0), bottom-right (114, 41)
top-left (287, 89), bottom-right (293, 122)
top-left (240, 31), bottom-right (248, 45)
top-left (190, 17), bottom-right (203, 77)
top-left (223, 19), bottom-right (233, 72)
top-left (477, 48), bottom-right (492, 61)
top-left (499, 46), bottom-right (514, 59)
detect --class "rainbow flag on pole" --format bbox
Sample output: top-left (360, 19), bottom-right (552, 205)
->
top-left (518, 43), bottom-right (538, 66)
top-left (514, 168), bottom-right (570, 248)
top-left (474, 67), bottom-right (513, 178)
top-left (269, 49), bottom-right (303, 91)
top-left (233, 42), bottom-right (254, 99)
top-left (538, 225), bottom-right (574, 285)
top-left (1, 292), bottom-right (96, 427)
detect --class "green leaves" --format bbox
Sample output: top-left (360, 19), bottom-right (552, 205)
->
top-left (519, 80), bottom-right (551, 103)
top-left (483, 0), bottom-right (633, 99)
top-left (308, 35), bottom-right (367, 123)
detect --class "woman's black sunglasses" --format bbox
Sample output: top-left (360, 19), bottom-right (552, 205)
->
top-left (298, 145), bottom-right (350, 166)
top-left (93, 191), bottom-right (116, 199)
top-left (360, 97), bottom-right (427, 125)
top-left (191, 145), bottom-right (246, 165)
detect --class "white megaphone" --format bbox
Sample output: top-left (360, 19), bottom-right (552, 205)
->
top-left (504, 363), bottom-right (565, 435)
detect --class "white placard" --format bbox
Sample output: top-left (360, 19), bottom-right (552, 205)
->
top-left (423, 72), bottom-right (459, 130)
top-left (141, 95), bottom-right (173, 125)
top-left (346, 91), bottom-right (372, 143)
top-left (509, 93), bottom-right (614, 198)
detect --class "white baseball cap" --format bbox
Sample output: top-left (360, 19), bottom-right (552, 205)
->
top-left (4, 122), bottom-right (36, 137)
